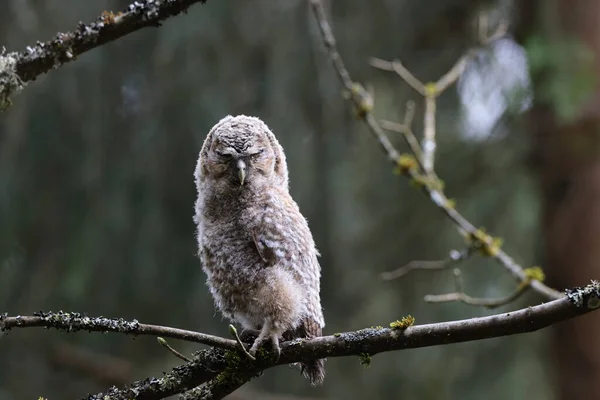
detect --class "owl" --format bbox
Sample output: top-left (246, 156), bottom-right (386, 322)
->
top-left (193, 115), bottom-right (325, 386)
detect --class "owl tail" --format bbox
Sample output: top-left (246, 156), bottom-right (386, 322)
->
top-left (300, 358), bottom-right (326, 386)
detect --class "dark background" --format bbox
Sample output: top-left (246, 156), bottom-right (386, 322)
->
top-left (1, 1), bottom-right (598, 399)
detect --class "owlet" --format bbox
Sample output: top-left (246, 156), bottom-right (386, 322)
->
top-left (193, 115), bottom-right (325, 386)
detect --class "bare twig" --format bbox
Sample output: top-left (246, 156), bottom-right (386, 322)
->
top-left (424, 268), bottom-right (530, 308)
top-left (369, 58), bottom-right (425, 95)
top-left (425, 284), bottom-right (529, 308)
top-left (0, 311), bottom-right (238, 350)
top-left (229, 324), bottom-right (256, 361)
top-left (308, 0), bottom-right (563, 301)
top-left (0, 0), bottom-right (210, 109)
top-left (435, 55), bottom-right (470, 93)
top-left (158, 337), bottom-right (192, 363)
top-left (308, 0), bottom-right (400, 162)
top-left (371, 14), bottom-right (504, 175)
top-left (381, 101), bottom-right (425, 168)
top-left (82, 281), bottom-right (600, 400)
top-left (381, 249), bottom-right (472, 280)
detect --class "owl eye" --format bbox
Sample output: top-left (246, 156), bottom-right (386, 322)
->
top-left (250, 149), bottom-right (264, 159)
top-left (216, 151), bottom-right (233, 160)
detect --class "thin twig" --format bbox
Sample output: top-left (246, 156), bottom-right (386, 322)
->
top-left (371, 14), bottom-right (504, 175)
top-left (381, 101), bottom-right (426, 168)
top-left (308, 0), bottom-right (400, 162)
top-left (424, 284), bottom-right (529, 308)
top-left (308, 0), bottom-right (563, 301)
top-left (424, 268), bottom-right (531, 308)
top-left (158, 337), bottom-right (192, 363)
top-left (435, 55), bottom-right (470, 94)
top-left (0, 311), bottom-right (238, 350)
top-left (369, 58), bottom-right (425, 95)
top-left (381, 249), bottom-right (471, 280)
top-left (229, 324), bottom-right (256, 361)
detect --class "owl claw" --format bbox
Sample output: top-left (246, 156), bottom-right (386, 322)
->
top-left (248, 336), bottom-right (264, 358)
top-left (247, 334), bottom-right (281, 361)
top-left (270, 335), bottom-right (281, 362)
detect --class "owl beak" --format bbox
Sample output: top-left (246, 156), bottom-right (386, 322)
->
top-left (235, 159), bottom-right (246, 186)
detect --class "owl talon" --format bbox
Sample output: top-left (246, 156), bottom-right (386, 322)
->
top-left (248, 339), bottom-right (262, 357)
top-left (247, 334), bottom-right (281, 361)
top-left (270, 335), bottom-right (281, 361)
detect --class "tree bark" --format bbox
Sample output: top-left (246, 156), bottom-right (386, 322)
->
top-left (519, 1), bottom-right (600, 398)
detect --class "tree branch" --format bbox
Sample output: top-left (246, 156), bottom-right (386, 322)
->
top-left (307, 0), bottom-right (563, 302)
top-left (83, 348), bottom-right (229, 400)
top-left (0, 310), bottom-right (237, 350)
top-left (53, 281), bottom-right (600, 400)
top-left (0, 0), bottom-right (210, 110)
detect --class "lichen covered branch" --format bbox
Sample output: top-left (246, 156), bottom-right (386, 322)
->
top-left (0, 311), bottom-right (237, 350)
top-left (0, 0), bottom-right (210, 109)
top-left (83, 348), bottom-right (229, 400)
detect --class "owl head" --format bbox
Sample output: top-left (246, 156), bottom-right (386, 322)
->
top-left (196, 115), bottom-right (289, 192)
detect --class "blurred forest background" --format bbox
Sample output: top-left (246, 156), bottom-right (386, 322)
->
top-left (1, 0), bottom-right (599, 399)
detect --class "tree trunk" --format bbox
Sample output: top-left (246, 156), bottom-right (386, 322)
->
top-left (519, 1), bottom-right (600, 398)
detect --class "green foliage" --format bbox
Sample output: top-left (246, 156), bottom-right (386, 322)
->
top-left (526, 34), bottom-right (597, 122)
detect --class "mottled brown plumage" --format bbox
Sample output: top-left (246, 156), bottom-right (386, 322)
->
top-left (193, 115), bottom-right (325, 385)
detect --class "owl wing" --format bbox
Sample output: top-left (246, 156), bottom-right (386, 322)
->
top-left (250, 194), bottom-right (324, 328)
top-left (251, 198), bottom-right (326, 385)
top-left (250, 196), bottom-right (314, 270)
top-left (251, 229), bottom-right (275, 265)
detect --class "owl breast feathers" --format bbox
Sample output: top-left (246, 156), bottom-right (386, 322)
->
top-left (193, 115), bottom-right (325, 386)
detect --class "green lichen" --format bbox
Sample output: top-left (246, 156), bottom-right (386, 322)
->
top-left (445, 197), bottom-right (456, 209)
top-left (523, 266), bottom-right (545, 283)
top-left (333, 332), bottom-right (341, 337)
top-left (390, 315), bottom-right (415, 329)
top-left (424, 82), bottom-right (438, 97)
top-left (359, 352), bottom-right (372, 368)
top-left (348, 82), bottom-right (374, 119)
top-left (467, 228), bottom-right (503, 257)
top-left (394, 154), bottom-right (418, 175)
